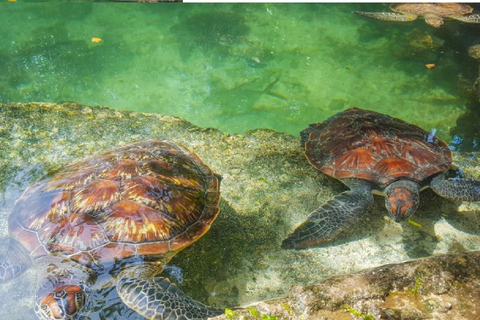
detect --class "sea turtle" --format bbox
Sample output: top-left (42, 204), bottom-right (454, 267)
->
top-left (282, 108), bottom-right (480, 250)
top-left (355, 3), bottom-right (480, 28)
top-left (0, 140), bottom-right (222, 320)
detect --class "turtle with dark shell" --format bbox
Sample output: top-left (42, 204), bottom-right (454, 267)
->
top-left (282, 108), bottom-right (480, 250)
top-left (355, 3), bottom-right (480, 28)
top-left (0, 140), bottom-right (222, 320)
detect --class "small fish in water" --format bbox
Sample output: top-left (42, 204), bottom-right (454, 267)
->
top-left (242, 57), bottom-right (267, 69)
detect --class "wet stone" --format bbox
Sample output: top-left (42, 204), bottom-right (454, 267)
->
top-left (0, 103), bottom-right (479, 320)
top-left (213, 251), bottom-right (480, 320)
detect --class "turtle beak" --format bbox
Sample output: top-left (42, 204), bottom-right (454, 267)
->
top-left (388, 202), bottom-right (414, 222)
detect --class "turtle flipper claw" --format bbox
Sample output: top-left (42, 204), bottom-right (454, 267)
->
top-left (117, 276), bottom-right (222, 320)
top-left (354, 11), bottom-right (417, 22)
top-left (282, 179), bottom-right (374, 250)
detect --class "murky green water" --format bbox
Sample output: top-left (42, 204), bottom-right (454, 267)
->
top-left (1, 3), bottom-right (480, 320)
top-left (1, 2), bottom-right (479, 148)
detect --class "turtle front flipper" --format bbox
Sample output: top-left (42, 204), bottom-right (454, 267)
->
top-left (0, 238), bottom-right (31, 283)
top-left (282, 179), bottom-right (374, 250)
top-left (117, 265), bottom-right (222, 320)
top-left (452, 13), bottom-right (480, 24)
top-left (430, 173), bottom-right (480, 202)
top-left (354, 11), bottom-right (418, 22)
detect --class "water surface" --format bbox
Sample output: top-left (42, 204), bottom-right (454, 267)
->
top-left (1, 3), bottom-right (479, 147)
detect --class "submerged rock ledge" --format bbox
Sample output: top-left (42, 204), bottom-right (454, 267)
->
top-left (212, 251), bottom-right (480, 320)
top-left (0, 103), bottom-right (479, 319)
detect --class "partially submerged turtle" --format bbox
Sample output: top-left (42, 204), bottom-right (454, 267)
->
top-left (0, 140), bottom-right (222, 319)
top-left (282, 108), bottom-right (480, 250)
top-left (355, 3), bottom-right (480, 28)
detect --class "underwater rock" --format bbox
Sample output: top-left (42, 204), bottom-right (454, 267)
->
top-left (212, 251), bottom-right (480, 320)
top-left (468, 44), bottom-right (480, 103)
top-left (0, 103), bottom-right (479, 320)
top-left (468, 44), bottom-right (480, 61)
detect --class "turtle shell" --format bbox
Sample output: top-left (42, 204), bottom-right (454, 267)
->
top-left (390, 3), bottom-right (473, 16)
top-left (8, 140), bottom-right (221, 268)
top-left (301, 108), bottom-right (452, 188)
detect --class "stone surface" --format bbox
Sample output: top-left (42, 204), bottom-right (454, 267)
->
top-left (468, 44), bottom-right (480, 61)
top-left (212, 251), bottom-right (480, 320)
top-left (0, 103), bottom-right (479, 319)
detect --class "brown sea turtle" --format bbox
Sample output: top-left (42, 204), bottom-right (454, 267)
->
top-left (355, 3), bottom-right (480, 28)
top-left (0, 140), bottom-right (222, 319)
top-left (282, 108), bottom-right (480, 250)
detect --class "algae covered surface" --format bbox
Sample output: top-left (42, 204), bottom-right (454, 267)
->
top-left (0, 103), bottom-right (479, 320)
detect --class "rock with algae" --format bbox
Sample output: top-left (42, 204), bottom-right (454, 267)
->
top-left (468, 44), bottom-right (480, 61)
top-left (0, 103), bottom-right (479, 320)
top-left (468, 44), bottom-right (480, 102)
top-left (212, 251), bottom-right (480, 320)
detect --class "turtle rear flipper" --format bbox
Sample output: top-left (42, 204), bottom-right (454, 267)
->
top-left (117, 270), bottom-right (222, 320)
top-left (452, 13), bottom-right (480, 24)
top-left (354, 11), bottom-right (418, 22)
top-left (430, 173), bottom-right (480, 202)
top-left (282, 179), bottom-right (374, 250)
top-left (0, 239), bottom-right (31, 283)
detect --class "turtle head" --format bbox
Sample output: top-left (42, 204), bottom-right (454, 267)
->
top-left (384, 180), bottom-right (420, 222)
top-left (36, 274), bottom-right (89, 320)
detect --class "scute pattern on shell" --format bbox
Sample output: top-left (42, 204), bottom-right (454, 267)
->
top-left (390, 3), bottom-right (473, 16)
top-left (301, 108), bottom-right (452, 187)
top-left (8, 140), bottom-right (221, 266)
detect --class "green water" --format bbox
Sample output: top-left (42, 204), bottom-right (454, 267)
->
top-left (1, 2), bottom-right (479, 149)
top-left (1, 3), bottom-right (480, 320)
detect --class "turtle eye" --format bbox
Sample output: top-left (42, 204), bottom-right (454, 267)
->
top-left (37, 285), bottom-right (86, 320)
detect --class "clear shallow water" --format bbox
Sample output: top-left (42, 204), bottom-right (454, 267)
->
top-left (1, 3), bottom-right (480, 320)
top-left (1, 3), bottom-right (479, 149)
